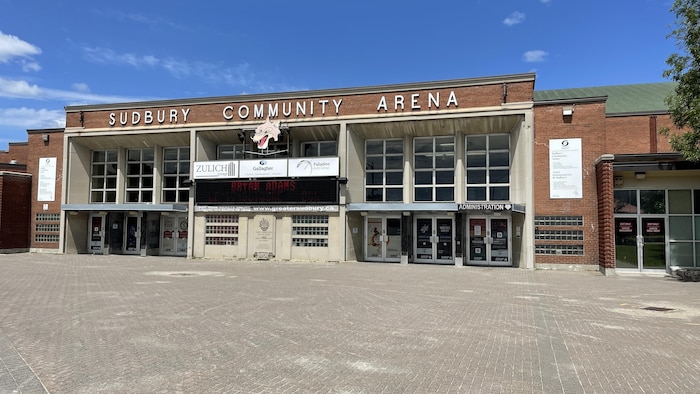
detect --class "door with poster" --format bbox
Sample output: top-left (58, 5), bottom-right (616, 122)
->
top-left (88, 214), bottom-right (106, 254)
top-left (467, 217), bottom-right (512, 266)
top-left (161, 214), bottom-right (188, 256)
top-left (614, 216), bottom-right (666, 271)
top-left (365, 216), bottom-right (401, 262)
top-left (413, 216), bottom-right (454, 264)
top-left (123, 214), bottom-right (142, 255)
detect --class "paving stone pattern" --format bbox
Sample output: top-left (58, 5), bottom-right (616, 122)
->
top-left (0, 253), bottom-right (699, 393)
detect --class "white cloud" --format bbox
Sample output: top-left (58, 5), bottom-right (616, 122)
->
top-left (81, 46), bottom-right (262, 91)
top-left (83, 47), bottom-right (159, 67)
top-left (503, 11), bottom-right (525, 26)
top-left (523, 50), bottom-right (549, 62)
top-left (22, 60), bottom-right (41, 72)
top-left (0, 77), bottom-right (148, 103)
top-left (71, 83), bottom-right (90, 93)
top-left (0, 31), bottom-right (41, 63)
top-left (0, 107), bottom-right (65, 129)
top-left (0, 78), bottom-right (42, 98)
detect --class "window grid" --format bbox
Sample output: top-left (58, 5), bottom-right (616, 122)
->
top-left (292, 215), bottom-right (329, 247)
top-left (162, 147), bottom-right (190, 203)
top-left (125, 148), bottom-right (154, 203)
top-left (534, 216), bottom-right (584, 226)
top-left (35, 223), bottom-right (60, 232)
top-left (35, 234), bottom-right (60, 243)
top-left (36, 213), bottom-right (60, 221)
top-left (414, 136), bottom-right (455, 202)
top-left (90, 149), bottom-right (118, 203)
top-left (465, 134), bottom-right (510, 202)
top-left (535, 229), bottom-right (584, 241)
top-left (302, 141), bottom-right (338, 157)
top-left (205, 215), bottom-right (239, 245)
top-left (535, 244), bottom-right (584, 255)
top-left (365, 139), bottom-right (404, 202)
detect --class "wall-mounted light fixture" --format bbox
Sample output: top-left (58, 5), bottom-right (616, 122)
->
top-left (635, 172), bottom-right (646, 180)
top-left (562, 105), bottom-right (575, 116)
top-left (42, 134), bottom-right (49, 142)
top-left (237, 131), bottom-right (246, 142)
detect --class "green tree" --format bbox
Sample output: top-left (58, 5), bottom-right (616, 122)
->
top-left (662, 0), bottom-right (700, 161)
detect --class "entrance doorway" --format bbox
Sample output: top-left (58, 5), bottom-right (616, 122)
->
top-left (124, 214), bottom-right (142, 254)
top-left (414, 216), bottom-right (454, 264)
top-left (161, 214), bottom-right (188, 256)
top-left (89, 214), bottom-right (106, 253)
top-left (467, 217), bottom-right (512, 266)
top-left (365, 216), bottom-right (401, 262)
top-left (615, 217), bottom-right (666, 271)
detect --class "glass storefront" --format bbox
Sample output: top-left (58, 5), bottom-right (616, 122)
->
top-left (614, 189), bottom-right (700, 271)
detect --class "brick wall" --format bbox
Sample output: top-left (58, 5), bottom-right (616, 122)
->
top-left (595, 158), bottom-right (615, 271)
top-left (533, 101), bottom-right (607, 267)
top-left (0, 172), bottom-right (32, 251)
top-left (0, 142), bottom-right (29, 165)
top-left (26, 129), bottom-right (64, 250)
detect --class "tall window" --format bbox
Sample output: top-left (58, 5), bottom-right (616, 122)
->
top-left (414, 136), bottom-right (454, 202)
top-left (365, 139), bottom-right (403, 202)
top-left (163, 147), bottom-right (190, 203)
top-left (466, 134), bottom-right (510, 201)
top-left (91, 149), bottom-right (118, 203)
top-left (126, 148), bottom-right (154, 203)
top-left (302, 141), bottom-right (337, 157)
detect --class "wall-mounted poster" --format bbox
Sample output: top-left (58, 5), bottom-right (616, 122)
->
top-left (549, 138), bottom-right (582, 199)
top-left (37, 157), bottom-right (57, 201)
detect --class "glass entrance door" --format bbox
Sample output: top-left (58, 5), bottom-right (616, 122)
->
top-left (414, 217), bottom-right (454, 264)
top-left (366, 216), bottom-right (401, 262)
top-left (615, 217), bottom-right (667, 271)
top-left (467, 217), bottom-right (512, 266)
top-left (124, 214), bottom-right (141, 254)
top-left (88, 214), bottom-right (105, 254)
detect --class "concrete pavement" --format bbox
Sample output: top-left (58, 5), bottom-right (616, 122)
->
top-left (1, 253), bottom-right (699, 393)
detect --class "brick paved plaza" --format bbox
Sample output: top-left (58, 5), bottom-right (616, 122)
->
top-left (1, 253), bottom-right (699, 393)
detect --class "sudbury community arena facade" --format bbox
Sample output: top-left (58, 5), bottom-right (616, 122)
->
top-left (11, 72), bottom-right (696, 274)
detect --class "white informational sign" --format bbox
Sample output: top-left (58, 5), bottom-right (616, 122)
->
top-left (288, 157), bottom-right (340, 177)
top-left (193, 161), bottom-right (238, 179)
top-left (239, 158), bottom-right (288, 178)
top-left (549, 138), bottom-right (583, 199)
top-left (37, 157), bottom-right (57, 201)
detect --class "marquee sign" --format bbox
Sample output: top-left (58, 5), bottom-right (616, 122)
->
top-left (195, 179), bottom-right (339, 205)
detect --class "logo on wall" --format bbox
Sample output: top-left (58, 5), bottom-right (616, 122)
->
top-left (259, 218), bottom-right (270, 232)
top-left (252, 118), bottom-right (281, 149)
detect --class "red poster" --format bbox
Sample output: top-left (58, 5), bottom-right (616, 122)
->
top-left (646, 222), bottom-right (661, 233)
top-left (618, 221), bottom-right (633, 233)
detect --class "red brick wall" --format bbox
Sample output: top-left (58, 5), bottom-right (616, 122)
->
top-left (595, 158), bottom-right (615, 270)
top-left (27, 130), bottom-right (64, 250)
top-left (0, 172), bottom-right (32, 251)
top-left (0, 142), bottom-right (29, 165)
top-left (534, 101), bottom-right (607, 266)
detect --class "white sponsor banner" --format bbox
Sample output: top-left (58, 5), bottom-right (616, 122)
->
top-left (239, 158), bottom-right (288, 178)
top-left (549, 138), bottom-right (583, 199)
top-left (193, 161), bottom-right (238, 179)
top-left (37, 157), bottom-right (57, 202)
top-left (288, 157), bottom-right (340, 177)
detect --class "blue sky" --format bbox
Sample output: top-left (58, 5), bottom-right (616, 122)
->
top-left (0, 0), bottom-right (678, 151)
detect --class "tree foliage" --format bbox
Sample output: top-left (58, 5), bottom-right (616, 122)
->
top-left (662, 0), bottom-right (700, 161)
